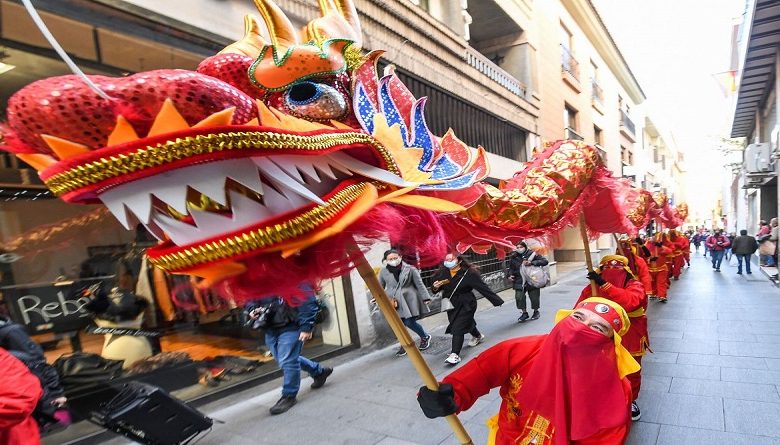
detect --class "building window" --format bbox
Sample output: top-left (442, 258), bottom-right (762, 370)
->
top-left (560, 23), bottom-right (579, 80)
top-left (564, 104), bottom-right (582, 140)
top-left (409, 0), bottom-right (430, 11)
top-left (590, 60), bottom-right (603, 106)
top-left (594, 125), bottom-right (603, 146)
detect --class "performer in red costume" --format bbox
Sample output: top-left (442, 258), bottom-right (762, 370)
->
top-left (618, 239), bottom-right (652, 295)
top-left (668, 231), bottom-right (685, 280)
top-left (417, 298), bottom-right (639, 445)
top-left (579, 255), bottom-right (648, 421)
top-left (0, 348), bottom-right (43, 445)
top-left (645, 233), bottom-right (673, 302)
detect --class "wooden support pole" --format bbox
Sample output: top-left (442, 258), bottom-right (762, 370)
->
top-left (579, 213), bottom-right (598, 295)
top-left (614, 233), bottom-right (626, 256)
top-left (350, 242), bottom-right (474, 445)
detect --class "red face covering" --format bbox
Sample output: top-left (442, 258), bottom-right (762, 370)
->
top-left (516, 316), bottom-right (629, 443)
top-left (601, 267), bottom-right (629, 287)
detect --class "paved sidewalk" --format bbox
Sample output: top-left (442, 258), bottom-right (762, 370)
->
top-left (101, 253), bottom-right (780, 445)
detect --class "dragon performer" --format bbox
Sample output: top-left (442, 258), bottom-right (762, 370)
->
top-left (1, 0), bottom-right (637, 302)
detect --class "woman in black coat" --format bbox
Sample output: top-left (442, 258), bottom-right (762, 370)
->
top-left (432, 253), bottom-right (504, 365)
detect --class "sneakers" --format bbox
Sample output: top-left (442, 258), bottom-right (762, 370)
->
top-left (419, 335), bottom-right (432, 351)
top-left (737, 271), bottom-right (742, 275)
top-left (631, 401), bottom-right (641, 421)
top-left (270, 396), bottom-right (297, 415)
top-left (530, 310), bottom-right (540, 320)
top-left (444, 353), bottom-right (461, 365)
top-left (468, 334), bottom-right (486, 347)
top-left (659, 297), bottom-right (668, 303)
top-left (517, 311), bottom-right (530, 323)
top-left (648, 295), bottom-right (657, 300)
top-left (311, 367), bottom-right (333, 389)
top-left (395, 346), bottom-right (407, 357)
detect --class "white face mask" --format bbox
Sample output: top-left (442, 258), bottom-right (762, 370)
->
top-left (386, 259), bottom-right (401, 267)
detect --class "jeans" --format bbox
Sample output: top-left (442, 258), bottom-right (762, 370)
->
top-left (736, 254), bottom-right (752, 274)
top-left (402, 317), bottom-right (428, 340)
top-left (265, 328), bottom-right (323, 397)
top-left (515, 287), bottom-right (540, 311)
top-left (711, 250), bottom-right (724, 270)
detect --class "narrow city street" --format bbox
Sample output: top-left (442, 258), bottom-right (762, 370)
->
top-left (94, 252), bottom-right (780, 445)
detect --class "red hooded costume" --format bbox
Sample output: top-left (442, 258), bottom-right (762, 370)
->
top-left (645, 234), bottom-right (673, 300)
top-left (577, 255), bottom-right (649, 401)
top-left (441, 298), bottom-right (637, 445)
top-left (0, 348), bottom-right (43, 445)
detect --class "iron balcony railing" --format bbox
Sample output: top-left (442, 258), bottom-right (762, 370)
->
top-left (560, 44), bottom-right (579, 80)
top-left (620, 109), bottom-right (636, 135)
top-left (465, 48), bottom-right (527, 98)
top-left (591, 78), bottom-right (604, 105)
top-left (565, 127), bottom-right (584, 141)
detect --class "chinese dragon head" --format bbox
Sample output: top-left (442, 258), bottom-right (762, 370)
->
top-left (1, 0), bottom-right (636, 301)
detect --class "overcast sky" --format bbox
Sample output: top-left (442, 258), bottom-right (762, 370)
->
top-left (591, 0), bottom-right (747, 222)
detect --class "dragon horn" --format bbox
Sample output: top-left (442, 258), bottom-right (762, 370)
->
top-left (218, 14), bottom-right (268, 58)
top-left (252, 0), bottom-right (299, 48)
top-left (318, 0), bottom-right (362, 45)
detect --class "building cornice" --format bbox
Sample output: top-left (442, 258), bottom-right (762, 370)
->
top-left (561, 0), bottom-right (646, 104)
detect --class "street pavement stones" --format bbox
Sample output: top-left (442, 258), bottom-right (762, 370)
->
top-left (98, 252), bottom-right (780, 445)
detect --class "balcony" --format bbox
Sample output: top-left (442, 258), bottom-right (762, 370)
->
top-left (619, 109), bottom-right (636, 141)
top-left (565, 127), bottom-right (584, 141)
top-left (465, 48), bottom-right (526, 97)
top-left (561, 45), bottom-right (580, 80)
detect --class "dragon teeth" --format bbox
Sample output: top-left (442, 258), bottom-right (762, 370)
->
top-left (154, 213), bottom-right (197, 246)
top-left (253, 157), bottom-right (327, 205)
top-left (326, 152), bottom-right (408, 186)
top-left (229, 190), bottom-right (272, 226)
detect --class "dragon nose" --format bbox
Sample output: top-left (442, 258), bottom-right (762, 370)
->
top-left (287, 81), bottom-right (320, 104)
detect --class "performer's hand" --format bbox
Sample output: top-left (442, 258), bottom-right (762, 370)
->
top-left (417, 384), bottom-right (458, 418)
top-left (586, 271), bottom-right (607, 286)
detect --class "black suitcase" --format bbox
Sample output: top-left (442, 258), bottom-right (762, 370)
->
top-left (90, 382), bottom-right (212, 445)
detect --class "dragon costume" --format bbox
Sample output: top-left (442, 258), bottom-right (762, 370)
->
top-left (0, 0), bottom-right (675, 302)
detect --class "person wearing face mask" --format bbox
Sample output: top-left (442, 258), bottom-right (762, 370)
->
top-left (378, 249), bottom-right (433, 356)
top-left (432, 254), bottom-right (505, 365)
top-left (507, 241), bottom-right (549, 323)
top-left (417, 297), bottom-right (639, 444)
top-left (580, 255), bottom-right (648, 421)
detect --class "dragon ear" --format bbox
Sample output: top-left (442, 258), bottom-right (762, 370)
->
top-left (253, 0), bottom-right (299, 48)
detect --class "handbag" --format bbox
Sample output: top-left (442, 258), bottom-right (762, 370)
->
top-left (759, 240), bottom-right (776, 256)
top-left (438, 273), bottom-right (467, 312)
top-left (53, 352), bottom-right (124, 388)
top-left (520, 252), bottom-right (551, 288)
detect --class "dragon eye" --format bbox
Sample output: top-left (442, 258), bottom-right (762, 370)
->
top-left (284, 81), bottom-right (348, 121)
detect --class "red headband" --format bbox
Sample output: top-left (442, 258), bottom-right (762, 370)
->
top-left (576, 300), bottom-right (626, 334)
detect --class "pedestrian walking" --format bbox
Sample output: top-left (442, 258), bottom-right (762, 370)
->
top-left (417, 298), bottom-right (638, 444)
top-left (246, 285), bottom-right (333, 415)
top-left (732, 229), bottom-right (758, 275)
top-left (757, 221), bottom-right (771, 266)
top-left (579, 256), bottom-right (648, 421)
top-left (725, 232), bottom-right (736, 261)
top-left (771, 218), bottom-right (779, 267)
top-left (506, 242), bottom-right (549, 323)
top-left (692, 231), bottom-right (703, 253)
top-left (431, 254), bottom-right (504, 365)
top-left (378, 249), bottom-right (432, 357)
top-left (706, 229), bottom-right (731, 272)
top-left (702, 229), bottom-right (711, 257)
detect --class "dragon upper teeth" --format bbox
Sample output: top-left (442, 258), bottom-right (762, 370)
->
top-left (253, 157), bottom-right (327, 206)
top-left (98, 152), bottom-right (407, 246)
top-left (327, 152), bottom-right (408, 186)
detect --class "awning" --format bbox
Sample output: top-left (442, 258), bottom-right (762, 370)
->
top-left (731, 0), bottom-right (780, 138)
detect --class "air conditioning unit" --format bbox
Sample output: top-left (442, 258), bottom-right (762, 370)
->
top-left (744, 143), bottom-right (773, 173)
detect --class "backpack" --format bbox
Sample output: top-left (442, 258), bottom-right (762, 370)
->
top-left (520, 252), bottom-right (551, 288)
top-left (245, 297), bottom-right (298, 330)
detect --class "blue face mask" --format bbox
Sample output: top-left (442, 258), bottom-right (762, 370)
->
top-left (443, 260), bottom-right (458, 269)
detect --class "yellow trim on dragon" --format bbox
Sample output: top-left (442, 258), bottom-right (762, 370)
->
top-left (44, 131), bottom-right (399, 196)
